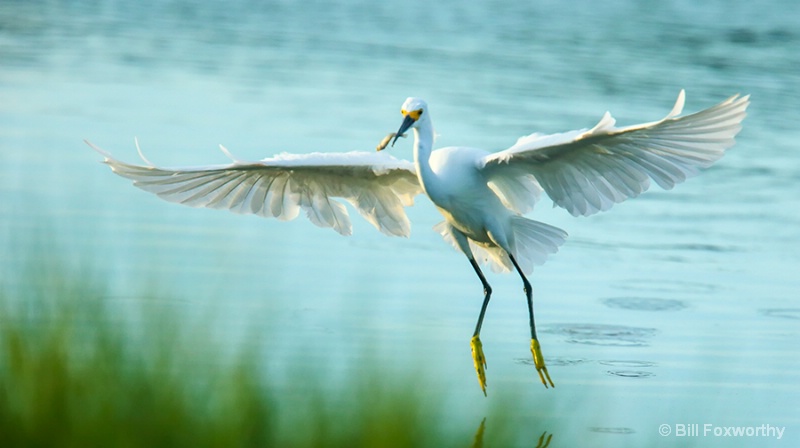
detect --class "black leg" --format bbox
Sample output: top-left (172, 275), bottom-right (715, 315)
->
top-left (469, 257), bottom-right (492, 336)
top-left (468, 257), bottom-right (492, 395)
top-left (508, 255), bottom-right (536, 340)
top-left (509, 254), bottom-right (554, 388)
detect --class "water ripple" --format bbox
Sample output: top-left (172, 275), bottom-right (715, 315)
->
top-left (599, 360), bottom-right (656, 368)
top-left (601, 361), bottom-right (657, 378)
top-left (602, 297), bottom-right (687, 312)
top-left (759, 308), bottom-right (800, 320)
top-left (515, 357), bottom-right (590, 367)
top-left (615, 279), bottom-right (716, 294)
top-left (588, 427), bottom-right (636, 434)
top-left (544, 324), bottom-right (657, 347)
top-left (606, 370), bottom-right (655, 379)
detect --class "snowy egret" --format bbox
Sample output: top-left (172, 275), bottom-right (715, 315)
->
top-left (88, 90), bottom-right (749, 394)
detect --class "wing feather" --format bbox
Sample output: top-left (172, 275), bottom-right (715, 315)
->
top-left (88, 141), bottom-right (422, 236)
top-left (481, 91), bottom-right (749, 216)
top-left (204, 172), bottom-right (250, 209)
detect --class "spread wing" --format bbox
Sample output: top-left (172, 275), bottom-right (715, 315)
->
top-left (88, 141), bottom-right (422, 236)
top-left (481, 90), bottom-right (750, 217)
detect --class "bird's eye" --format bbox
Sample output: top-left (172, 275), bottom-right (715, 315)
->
top-left (406, 109), bottom-right (423, 120)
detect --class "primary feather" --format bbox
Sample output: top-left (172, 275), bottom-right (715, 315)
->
top-left (481, 90), bottom-right (750, 216)
top-left (87, 141), bottom-right (422, 237)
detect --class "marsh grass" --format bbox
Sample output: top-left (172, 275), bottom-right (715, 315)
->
top-left (0, 253), bottom-right (524, 447)
top-left (0, 258), bottom-right (272, 446)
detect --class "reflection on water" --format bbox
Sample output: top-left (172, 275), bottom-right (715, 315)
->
top-left (534, 431), bottom-right (554, 448)
top-left (2, 0), bottom-right (800, 446)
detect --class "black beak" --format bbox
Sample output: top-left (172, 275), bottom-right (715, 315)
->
top-left (391, 114), bottom-right (416, 147)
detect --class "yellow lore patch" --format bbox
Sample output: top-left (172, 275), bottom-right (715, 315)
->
top-left (401, 108), bottom-right (423, 121)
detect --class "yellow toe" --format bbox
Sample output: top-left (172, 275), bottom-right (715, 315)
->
top-left (530, 339), bottom-right (554, 388)
top-left (470, 335), bottom-right (488, 395)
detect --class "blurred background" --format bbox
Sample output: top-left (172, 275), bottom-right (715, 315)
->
top-left (1, 0), bottom-right (798, 446)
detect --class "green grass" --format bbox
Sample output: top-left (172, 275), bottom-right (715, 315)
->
top-left (0, 257), bottom-right (523, 447)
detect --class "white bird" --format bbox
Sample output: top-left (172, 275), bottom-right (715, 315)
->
top-left (88, 90), bottom-right (749, 395)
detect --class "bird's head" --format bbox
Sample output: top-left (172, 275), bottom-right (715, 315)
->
top-left (388, 97), bottom-right (428, 148)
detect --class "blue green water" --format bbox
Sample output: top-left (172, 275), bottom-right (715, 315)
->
top-left (2, 1), bottom-right (799, 445)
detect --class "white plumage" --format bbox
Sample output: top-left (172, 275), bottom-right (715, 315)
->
top-left (483, 90), bottom-right (747, 218)
top-left (87, 144), bottom-right (421, 237)
top-left (89, 90), bottom-right (749, 394)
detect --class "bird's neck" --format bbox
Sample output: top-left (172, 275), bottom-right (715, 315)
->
top-left (412, 120), bottom-right (435, 189)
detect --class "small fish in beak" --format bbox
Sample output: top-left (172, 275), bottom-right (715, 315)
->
top-left (376, 132), bottom-right (406, 151)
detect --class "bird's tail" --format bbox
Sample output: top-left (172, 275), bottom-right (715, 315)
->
top-left (506, 216), bottom-right (568, 274)
top-left (434, 216), bottom-right (567, 274)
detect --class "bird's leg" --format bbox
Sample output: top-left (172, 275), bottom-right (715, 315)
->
top-left (468, 257), bottom-right (492, 396)
top-left (509, 255), bottom-right (554, 388)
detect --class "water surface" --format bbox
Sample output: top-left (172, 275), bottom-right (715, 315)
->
top-left (1, 1), bottom-right (798, 445)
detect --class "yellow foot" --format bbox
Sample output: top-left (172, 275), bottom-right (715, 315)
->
top-left (470, 335), bottom-right (488, 396)
top-left (530, 339), bottom-right (555, 388)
